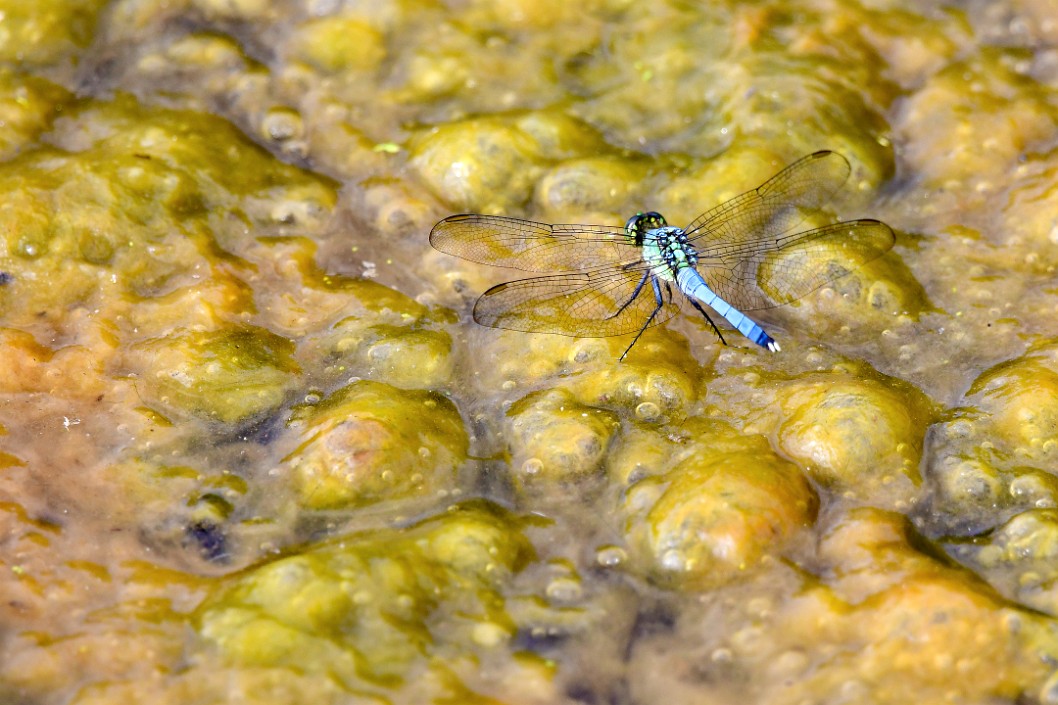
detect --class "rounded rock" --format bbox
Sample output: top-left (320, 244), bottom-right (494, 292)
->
top-left (505, 390), bottom-right (620, 497)
top-left (134, 325), bottom-right (298, 424)
top-left (776, 376), bottom-right (931, 507)
top-left (287, 16), bottom-right (386, 73)
top-left (623, 419), bottom-right (817, 589)
top-left (409, 118), bottom-right (542, 212)
top-left (284, 380), bottom-right (467, 510)
top-left (967, 342), bottom-right (1058, 462)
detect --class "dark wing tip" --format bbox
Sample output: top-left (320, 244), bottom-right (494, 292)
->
top-left (429, 213), bottom-right (472, 248)
top-left (806, 149), bottom-right (849, 165)
top-left (853, 218), bottom-right (897, 252)
top-left (755, 150), bottom-right (853, 200)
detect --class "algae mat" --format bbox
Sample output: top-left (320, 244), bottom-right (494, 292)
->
top-left (2, 1), bottom-right (1058, 704)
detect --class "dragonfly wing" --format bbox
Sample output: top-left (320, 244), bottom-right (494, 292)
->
top-left (430, 214), bottom-right (640, 272)
top-left (684, 151), bottom-right (852, 245)
top-left (472, 266), bottom-right (680, 337)
top-left (701, 219), bottom-right (896, 310)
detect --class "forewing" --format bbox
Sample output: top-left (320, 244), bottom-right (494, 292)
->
top-left (472, 266), bottom-right (680, 337)
top-left (684, 151), bottom-right (852, 246)
top-left (430, 214), bottom-right (641, 272)
top-left (700, 219), bottom-right (896, 310)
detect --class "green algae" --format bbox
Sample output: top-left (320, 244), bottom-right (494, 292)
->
top-left (0, 94), bottom-right (337, 330)
top-left (196, 502), bottom-right (535, 693)
top-left (6, 1), bottom-right (1058, 705)
top-left (288, 15), bottom-right (387, 74)
top-left (618, 417), bottom-right (817, 589)
top-left (134, 325), bottom-right (298, 423)
top-left (284, 380), bottom-right (468, 510)
top-left (0, 0), bottom-right (107, 67)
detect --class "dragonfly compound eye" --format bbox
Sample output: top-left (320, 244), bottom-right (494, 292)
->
top-left (641, 211), bottom-right (667, 230)
top-left (624, 213), bottom-right (643, 235)
top-left (625, 211), bottom-right (668, 242)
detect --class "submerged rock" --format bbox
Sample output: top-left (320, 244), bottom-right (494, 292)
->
top-left (195, 502), bottom-right (541, 697)
top-left (620, 418), bottom-right (817, 590)
top-left (284, 380), bottom-right (467, 510)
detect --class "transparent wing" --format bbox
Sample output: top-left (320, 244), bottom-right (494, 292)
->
top-left (430, 214), bottom-right (641, 272)
top-left (699, 219), bottom-right (895, 311)
top-left (472, 265), bottom-right (680, 337)
top-left (684, 151), bottom-right (851, 246)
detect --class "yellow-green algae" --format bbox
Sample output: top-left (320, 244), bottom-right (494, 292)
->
top-left (775, 375), bottom-right (931, 497)
top-left (674, 508), bottom-right (1058, 705)
top-left (479, 333), bottom-right (707, 503)
top-left (922, 340), bottom-right (1058, 617)
top-left (702, 359), bottom-right (936, 512)
top-left (134, 325), bottom-right (298, 423)
top-left (0, 71), bottom-right (72, 159)
top-left (287, 15), bottom-right (388, 75)
top-left (177, 503), bottom-right (540, 702)
top-left (6, 0), bottom-right (1058, 704)
top-left (505, 389), bottom-right (621, 495)
top-left (410, 117), bottom-right (548, 214)
top-left (196, 503), bottom-right (529, 677)
top-left (625, 507), bottom-right (1058, 704)
top-left (0, 0), bottom-right (107, 67)
top-left (923, 339), bottom-right (1058, 535)
top-left (284, 380), bottom-right (467, 510)
top-left (968, 339), bottom-right (1058, 461)
top-left (952, 508), bottom-right (1058, 617)
top-left (291, 271), bottom-right (456, 391)
top-left (901, 48), bottom-right (1058, 191)
top-left (103, 459), bottom-right (247, 528)
top-left (618, 418), bottom-right (817, 589)
top-left (460, 312), bottom-right (706, 402)
top-left (12, 504), bottom-right (562, 705)
top-left (0, 94), bottom-right (337, 337)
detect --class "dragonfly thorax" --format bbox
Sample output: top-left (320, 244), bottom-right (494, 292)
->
top-left (639, 224), bottom-right (699, 280)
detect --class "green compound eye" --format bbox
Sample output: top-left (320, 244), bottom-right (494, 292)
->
top-left (625, 211), bottom-right (667, 237)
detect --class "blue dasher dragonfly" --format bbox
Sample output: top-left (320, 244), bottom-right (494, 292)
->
top-left (430, 150), bottom-right (895, 359)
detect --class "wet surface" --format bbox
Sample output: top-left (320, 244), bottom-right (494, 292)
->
top-left (3, 0), bottom-right (1058, 703)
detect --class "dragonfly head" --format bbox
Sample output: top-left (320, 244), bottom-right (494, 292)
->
top-left (625, 211), bottom-right (668, 245)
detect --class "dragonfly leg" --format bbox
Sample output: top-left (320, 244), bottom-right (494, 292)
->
top-left (687, 298), bottom-right (727, 347)
top-left (619, 276), bottom-right (664, 361)
top-left (607, 270), bottom-right (650, 320)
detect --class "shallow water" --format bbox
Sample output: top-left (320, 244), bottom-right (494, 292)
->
top-left (3, 0), bottom-right (1058, 703)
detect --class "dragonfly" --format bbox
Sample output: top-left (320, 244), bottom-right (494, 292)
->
top-left (429, 150), bottom-right (895, 360)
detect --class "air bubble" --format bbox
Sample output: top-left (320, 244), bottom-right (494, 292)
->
top-left (546, 577), bottom-right (583, 602)
top-left (660, 549), bottom-right (687, 571)
top-left (595, 545), bottom-right (626, 567)
top-left (635, 401), bottom-right (660, 421)
top-left (521, 458), bottom-right (543, 475)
